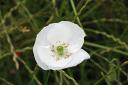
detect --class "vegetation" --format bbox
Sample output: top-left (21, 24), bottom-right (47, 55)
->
top-left (0, 0), bottom-right (128, 85)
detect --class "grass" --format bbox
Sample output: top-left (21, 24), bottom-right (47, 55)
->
top-left (0, 0), bottom-right (128, 85)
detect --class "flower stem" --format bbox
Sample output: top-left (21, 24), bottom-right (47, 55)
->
top-left (45, 71), bottom-right (50, 85)
top-left (59, 71), bottom-right (63, 85)
top-left (59, 70), bottom-right (79, 85)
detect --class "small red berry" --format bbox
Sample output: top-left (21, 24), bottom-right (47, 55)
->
top-left (15, 51), bottom-right (22, 57)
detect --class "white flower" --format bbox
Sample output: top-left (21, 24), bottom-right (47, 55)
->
top-left (33, 21), bottom-right (90, 70)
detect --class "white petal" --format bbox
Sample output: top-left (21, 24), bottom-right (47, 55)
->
top-left (64, 49), bottom-right (90, 68)
top-left (34, 54), bottom-right (49, 70)
top-left (68, 37), bottom-right (84, 53)
top-left (60, 21), bottom-right (86, 37)
top-left (33, 24), bottom-right (54, 69)
top-left (37, 46), bottom-right (74, 70)
top-left (36, 23), bottom-right (56, 46)
top-left (47, 22), bottom-right (72, 44)
top-left (33, 41), bottom-right (49, 70)
top-left (59, 21), bottom-right (86, 53)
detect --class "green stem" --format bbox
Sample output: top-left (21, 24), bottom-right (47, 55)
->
top-left (78, 0), bottom-right (91, 15)
top-left (17, 58), bottom-right (42, 85)
top-left (85, 42), bottom-right (128, 56)
top-left (45, 71), bottom-right (50, 85)
top-left (0, 77), bottom-right (14, 85)
top-left (70, 0), bottom-right (82, 27)
top-left (59, 71), bottom-right (63, 85)
top-left (59, 70), bottom-right (79, 85)
top-left (28, 65), bottom-right (39, 85)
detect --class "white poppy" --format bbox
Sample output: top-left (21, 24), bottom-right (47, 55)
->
top-left (33, 21), bottom-right (90, 70)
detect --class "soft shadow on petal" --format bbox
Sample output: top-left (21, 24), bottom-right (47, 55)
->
top-left (36, 23), bottom-right (56, 45)
top-left (59, 21), bottom-right (86, 53)
top-left (64, 49), bottom-right (90, 68)
top-left (34, 54), bottom-right (49, 70)
top-left (59, 21), bottom-right (86, 37)
top-left (37, 46), bottom-right (73, 69)
top-left (47, 22), bottom-right (72, 44)
top-left (33, 42), bottom-right (49, 70)
top-left (68, 37), bottom-right (84, 53)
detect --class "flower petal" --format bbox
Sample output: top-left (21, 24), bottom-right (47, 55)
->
top-left (36, 23), bottom-right (56, 46)
top-left (33, 41), bottom-right (50, 70)
top-left (34, 54), bottom-right (49, 70)
top-left (37, 46), bottom-right (73, 70)
top-left (47, 22), bottom-right (72, 44)
top-left (68, 37), bottom-right (84, 53)
top-left (59, 21), bottom-right (86, 53)
top-left (60, 21), bottom-right (85, 37)
top-left (64, 49), bottom-right (90, 68)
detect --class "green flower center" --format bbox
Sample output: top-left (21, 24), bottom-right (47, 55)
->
top-left (51, 42), bottom-right (71, 60)
top-left (56, 46), bottom-right (64, 56)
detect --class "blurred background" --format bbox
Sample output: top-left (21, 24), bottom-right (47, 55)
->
top-left (0, 0), bottom-right (128, 85)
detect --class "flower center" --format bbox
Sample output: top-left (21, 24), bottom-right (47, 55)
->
top-left (56, 46), bottom-right (64, 56)
top-left (51, 42), bottom-right (71, 60)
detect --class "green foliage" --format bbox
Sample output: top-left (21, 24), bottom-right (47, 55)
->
top-left (0, 0), bottom-right (128, 85)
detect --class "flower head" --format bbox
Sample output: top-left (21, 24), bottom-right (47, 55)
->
top-left (33, 21), bottom-right (90, 70)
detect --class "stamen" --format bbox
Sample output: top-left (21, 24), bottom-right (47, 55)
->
top-left (50, 42), bottom-right (71, 60)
